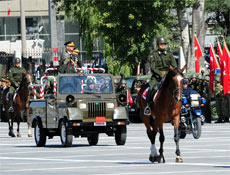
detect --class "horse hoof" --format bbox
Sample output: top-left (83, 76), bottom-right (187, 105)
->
top-left (158, 156), bottom-right (165, 163)
top-left (28, 134), bottom-right (32, 137)
top-left (9, 131), bottom-right (15, 137)
top-left (149, 155), bottom-right (159, 162)
top-left (176, 156), bottom-right (183, 163)
top-left (17, 133), bottom-right (21, 137)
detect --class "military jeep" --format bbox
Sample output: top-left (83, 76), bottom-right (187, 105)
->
top-left (30, 73), bottom-right (128, 147)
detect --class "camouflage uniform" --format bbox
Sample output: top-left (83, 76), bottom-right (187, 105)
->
top-left (8, 58), bottom-right (26, 112)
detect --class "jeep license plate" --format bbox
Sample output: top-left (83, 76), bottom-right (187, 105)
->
top-left (94, 117), bottom-right (106, 126)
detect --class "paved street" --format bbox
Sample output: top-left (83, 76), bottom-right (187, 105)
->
top-left (0, 122), bottom-right (229, 175)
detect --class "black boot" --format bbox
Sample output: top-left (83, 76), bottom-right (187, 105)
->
top-left (8, 94), bottom-right (14, 112)
top-left (144, 92), bottom-right (151, 115)
top-left (144, 85), bottom-right (158, 116)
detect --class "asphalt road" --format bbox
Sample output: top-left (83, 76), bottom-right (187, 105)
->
top-left (0, 122), bottom-right (229, 175)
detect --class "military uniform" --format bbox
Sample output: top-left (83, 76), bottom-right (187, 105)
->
top-left (214, 76), bottom-right (224, 123)
top-left (144, 37), bottom-right (177, 115)
top-left (8, 58), bottom-right (26, 112)
top-left (59, 41), bottom-right (82, 73)
top-left (37, 60), bottom-right (47, 78)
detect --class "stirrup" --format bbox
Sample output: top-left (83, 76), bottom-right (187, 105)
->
top-left (9, 106), bottom-right (14, 112)
top-left (144, 106), bottom-right (151, 115)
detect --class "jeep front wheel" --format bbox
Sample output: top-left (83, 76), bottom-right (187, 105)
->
top-left (60, 121), bottom-right (73, 147)
top-left (115, 125), bottom-right (127, 145)
top-left (34, 120), bottom-right (46, 147)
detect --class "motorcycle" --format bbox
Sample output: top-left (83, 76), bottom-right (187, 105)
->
top-left (179, 90), bottom-right (206, 139)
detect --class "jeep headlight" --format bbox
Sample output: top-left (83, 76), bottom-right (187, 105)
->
top-left (79, 103), bottom-right (87, 109)
top-left (107, 103), bottom-right (114, 109)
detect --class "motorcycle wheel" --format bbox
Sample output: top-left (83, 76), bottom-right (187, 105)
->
top-left (192, 118), bottom-right (202, 139)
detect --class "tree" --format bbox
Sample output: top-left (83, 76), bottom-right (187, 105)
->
top-left (53, 0), bottom-right (179, 76)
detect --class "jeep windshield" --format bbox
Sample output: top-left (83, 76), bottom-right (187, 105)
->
top-left (59, 75), bottom-right (113, 94)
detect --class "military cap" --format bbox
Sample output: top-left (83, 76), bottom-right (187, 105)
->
top-left (15, 57), bottom-right (21, 63)
top-left (64, 41), bottom-right (75, 47)
top-left (157, 37), bottom-right (167, 44)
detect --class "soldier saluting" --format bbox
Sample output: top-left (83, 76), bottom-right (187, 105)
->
top-left (59, 41), bottom-right (82, 73)
top-left (8, 58), bottom-right (26, 112)
top-left (144, 37), bottom-right (177, 115)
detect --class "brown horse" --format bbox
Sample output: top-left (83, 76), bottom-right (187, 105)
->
top-left (3, 73), bottom-right (33, 137)
top-left (138, 65), bottom-right (186, 163)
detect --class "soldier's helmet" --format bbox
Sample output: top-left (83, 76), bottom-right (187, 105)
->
top-left (114, 79), bottom-right (119, 84)
top-left (198, 74), bottom-right (202, 80)
top-left (104, 79), bottom-right (110, 84)
top-left (87, 78), bottom-right (95, 86)
top-left (191, 74), bottom-right (196, 79)
top-left (121, 79), bottom-right (126, 84)
top-left (184, 74), bottom-right (188, 79)
top-left (157, 37), bottom-right (167, 45)
top-left (15, 58), bottom-right (20, 63)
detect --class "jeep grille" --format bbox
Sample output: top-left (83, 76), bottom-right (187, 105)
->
top-left (88, 102), bottom-right (106, 118)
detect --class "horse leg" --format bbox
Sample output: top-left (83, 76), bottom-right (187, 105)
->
top-left (16, 112), bottom-right (21, 137)
top-left (9, 112), bottom-right (15, 137)
top-left (174, 117), bottom-right (183, 163)
top-left (144, 116), bottom-right (159, 162)
top-left (158, 125), bottom-right (165, 163)
top-left (26, 98), bottom-right (32, 137)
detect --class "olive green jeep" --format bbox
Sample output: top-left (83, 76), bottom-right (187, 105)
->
top-left (30, 73), bottom-right (128, 147)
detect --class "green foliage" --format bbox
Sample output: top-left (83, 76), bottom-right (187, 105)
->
top-left (205, 0), bottom-right (230, 36)
top-left (53, 0), bottom-right (182, 75)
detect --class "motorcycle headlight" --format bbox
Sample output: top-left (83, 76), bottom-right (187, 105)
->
top-left (201, 98), bottom-right (206, 104)
top-left (183, 98), bottom-right (188, 105)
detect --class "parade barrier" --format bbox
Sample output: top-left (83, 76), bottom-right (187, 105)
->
top-left (75, 67), bottom-right (105, 73)
top-left (32, 75), bottom-right (57, 99)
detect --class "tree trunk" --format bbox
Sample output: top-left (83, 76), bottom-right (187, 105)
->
top-left (191, 0), bottom-right (206, 73)
top-left (177, 0), bottom-right (191, 70)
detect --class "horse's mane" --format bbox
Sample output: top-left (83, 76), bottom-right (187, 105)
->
top-left (18, 73), bottom-right (27, 91)
top-left (161, 68), bottom-right (183, 89)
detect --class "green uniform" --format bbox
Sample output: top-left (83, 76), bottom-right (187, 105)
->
top-left (149, 50), bottom-right (177, 90)
top-left (9, 66), bottom-right (26, 95)
top-left (59, 51), bottom-right (82, 73)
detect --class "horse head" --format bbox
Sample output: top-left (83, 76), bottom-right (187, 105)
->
top-left (20, 73), bottom-right (33, 90)
top-left (166, 65), bottom-right (186, 102)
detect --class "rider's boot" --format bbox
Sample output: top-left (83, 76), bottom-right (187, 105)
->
top-left (144, 85), bottom-right (158, 116)
top-left (8, 94), bottom-right (14, 112)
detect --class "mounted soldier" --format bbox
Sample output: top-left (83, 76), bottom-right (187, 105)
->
top-left (144, 37), bottom-right (177, 115)
top-left (8, 58), bottom-right (26, 112)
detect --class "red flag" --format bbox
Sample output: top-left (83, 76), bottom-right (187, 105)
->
top-left (7, 7), bottom-right (11, 15)
top-left (209, 42), bottom-right (220, 92)
top-left (127, 91), bottom-right (134, 106)
top-left (136, 62), bottom-right (140, 76)
top-left (194, 34), bottom-right (203, 73)
top-left (222, 41), bottom-right (230, 95)
top-left (217, 41), bottom-right (224, 85)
